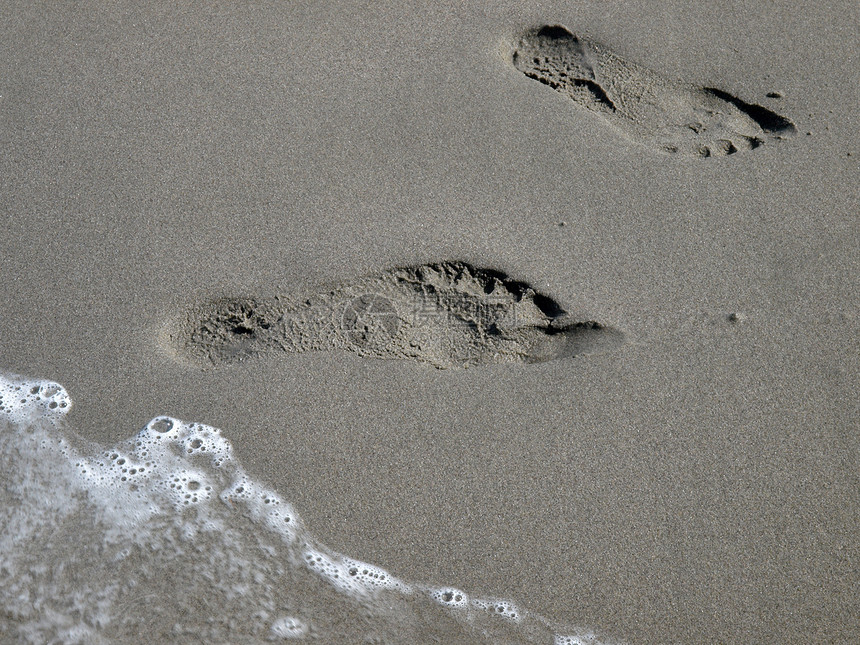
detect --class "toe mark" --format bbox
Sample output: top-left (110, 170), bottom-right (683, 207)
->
top-left (537, 25), bottom-right (576, 40)
top-left (746, 136), bottom-right (764, 149)
top-left (704, 87), bottom-right (796, 135)
top-left (572, 79), bottom-right (616, 111)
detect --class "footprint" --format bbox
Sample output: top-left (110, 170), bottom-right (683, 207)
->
top-left (510, 25), bottom-right (796, 157)
top-left (170, 262), bottom-right (624, 369)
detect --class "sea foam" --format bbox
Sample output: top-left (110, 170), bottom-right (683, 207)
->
top-left (0, 370), bottom-right (620, 644)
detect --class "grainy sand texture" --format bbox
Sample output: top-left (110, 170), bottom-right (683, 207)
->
top-left (1, 0), bottom-right (858, 643)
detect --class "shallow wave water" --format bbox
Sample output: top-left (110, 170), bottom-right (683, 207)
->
top-left (0, 370), bottom-right (618, 645)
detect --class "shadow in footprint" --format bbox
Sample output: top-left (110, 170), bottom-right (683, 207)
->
top-left (170, 262), bottom-right (624, 369)
top-left (510, 25), bottom-right (796, 157)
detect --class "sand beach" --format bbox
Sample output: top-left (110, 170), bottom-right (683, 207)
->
top-left (1, 1), bottom-right (858, 643)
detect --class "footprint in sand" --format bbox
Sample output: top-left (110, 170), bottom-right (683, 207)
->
top-left (169, 262), bottom-right (624, 369)
top-left (510, 25), bottom-right (796, 157)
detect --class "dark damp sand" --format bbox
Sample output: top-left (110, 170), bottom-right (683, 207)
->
top-left (1, 1), bottom-right (858, 643)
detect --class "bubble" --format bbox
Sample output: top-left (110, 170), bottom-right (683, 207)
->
top-left (342, 557), bottom-right (409, 592)
top-left (148, 417), bottom-right (175, 434)
top-left (554, 632), bottom-right (601, 645)
top-left (39, 384), bottom-right (62, 398)
top-left (473, 597), bottom-right (522, 622)
top-left (302, 549), bottom-right (361, 595)
top-left (270, 616), bottom-right (308, 639)
top-left (0, 373), bottom-right (72, 425)
top-left (429, 587), bottom-right (468, 608)
top-left (165, 471), bottom-right (213, 506)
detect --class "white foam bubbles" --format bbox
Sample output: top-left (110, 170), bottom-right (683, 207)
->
top-left (0, 370), bottom-right (622, 644)
top-left (270, 615), bottom-right (308, 639)
top-left (341, 556), bottom-right (410, 593)
top-left (429, 586), bottom-right (469, 609)
top-left (473, 597), bottom-right (523, 622)
top-left (302, 548), bottom-right (363, 595)
top-left (67, 415), bottom-right (240, 537)
top-left (555, 631), bottom-right (603, 645)
top-left (300, 548), bottom-right (411, 598)
top-left (165, 469), bottom-right (214, 506)
top-left (221, 475), bottom-right (301, 543)
top-left (0, 373), bottom-right (71, 425)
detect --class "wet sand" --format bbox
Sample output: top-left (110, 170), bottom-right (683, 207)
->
top-left (1, 0), bottom-right (858, 642)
